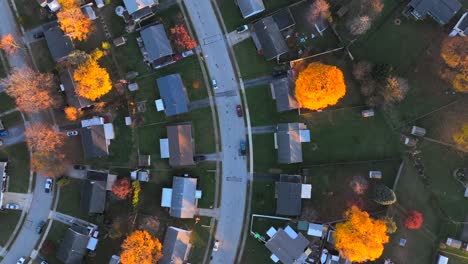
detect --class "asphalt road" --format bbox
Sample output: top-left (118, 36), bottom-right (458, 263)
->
top-left (184, 1), bottom-right (248, 263)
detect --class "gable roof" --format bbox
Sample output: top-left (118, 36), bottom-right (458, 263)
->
top-left (277, 123), bottom-right (304, 164)
top-left (252, 16), bottom-right (288, 60)
top-left (167, 124), bottom-right (195, 167)
top-left (265, 227), bottom-right (310, 264)
top-left (140, 24), bottom-right (174, 63)
top-left (170, 176), bottom-right (197, 218)
top-left (81, 125), bottom-right (109, 159)
top-left (408, 0), bottom-right (461, 24)
top-left (160, 226), bottom-right (192, 264)
top-left (455, 12), bottom-right (468, 34)
top-left (271, 77), bottom-right (299, 112)
top-left (44, 25), bottom-right (75, 62)
top-left (275, 175), bottom-right (302, 216)
top-left (123, 0), bottom-right (156, 14)
top-left (59, 69), bottom-right (93, 109)
top-left (56, 225), bottom-right (90, 264)
top-left (157, 74), bottom-right (189, 116)
top-left (237, 0), bottom-right (265, 18)
top-left (81, 172), bottom-right (107, 214)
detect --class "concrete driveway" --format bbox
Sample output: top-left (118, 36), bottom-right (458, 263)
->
top-left (226, 30), bottom-right (251, 46)
top-left (1, 192), bottom-right (32, 210)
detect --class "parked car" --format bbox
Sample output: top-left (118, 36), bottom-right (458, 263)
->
top-left (44, 178), bottom-right (53, 193)
top-left (33, 31), bottom-right (45, 39)
top-left (236, 25), bottom-right (249, 33)
top-left (0, 130), bottom-right (8, 137)
top-left (73, 164), bottom-right (87, 170)
top-left (212, 79), bottom-right (218, 90)
top-left (66, 130), bottom-right (78, 136)
top-left (5, 203), bottom-right (19, 210)
top-left (193, 155), bottom-right (206, 162)
top-left (36, 220), bottom-right (46, 234)
top-left (213, 240), bottom-right (220, 251)
top-left (182, 50), bottom-right (194, 57)
top-left (240, 140), bottom-right (246, 156)
top-left (236, 104), bottom-right (243, 117)
top-left (17, 257), bottom-right (26, 264)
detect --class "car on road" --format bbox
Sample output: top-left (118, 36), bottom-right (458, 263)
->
top-left (182, 50), bottom-right (194, 57)
top-left (236, 104), bottom-right (243, 117)
top-left (73, 164), bottom-right (87, 170)
top-left (212, 79), bottom-right (218, 90)
top-left (44, 178), bottom-right (53, 193)
top-left (66, 130), bottom-right (78, 136)
top-left (213, 240), bottom-right (220, 251)
top-left (5, 203), bottom-right (19, 210)
top-left (240, 140), bottom-right (246, 156)
top-left (17, 257), bottom-right (26, 264)
top-left (236, 25), bottom-right (248, 33)
top-left (33, 31), bottom-right (45, 39)
top-left (36, 220), bottom-right (46, 234)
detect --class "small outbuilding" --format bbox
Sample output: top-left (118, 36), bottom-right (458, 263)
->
top-left (138, 154), bottom-right (151, 167)
top-left (361, 109), bottom-right (375, 118)
top-left (369, 171), bottom-right (383, 179)
top-left (446, 237), bottom-right (462, 249)
top-left (113, 36), bottom-right (127, 47)
top-left (307, 223), bottom-right (324, 238)
top-left (411, 126), bottom-right (426, 137)
top-left (404, 136), bottom-right (418, 147)
top-left (437, 255), bottom-right (449, 264)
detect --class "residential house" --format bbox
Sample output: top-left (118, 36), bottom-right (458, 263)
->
top-left (59, 68), bottom-right (93, 110)
top-left (406, 0), bottom-right (461, 25)
top-left (156, 74), bottom-right (189, 116)
top-left (81, 117), bottom-right (115, 159)
top-left (161, 176), bottom-right (202, 218)
top-left (44, 25), bottom-right (75, 62)
top-left (139, 23), bottom-right (174, 69)
top-left (275, 174), bottom-right (311, 216)
top-left (270, 77), bottom-right (299, 112)
top-left (123, 0), bottom-right (158, 21)
top-left (160, 123), bottom-right (195, 167)
top-left (265, 226), bottom-right (311, 264)
top-left (237, 0), bottom-right (265, 18)
top-left (450, 12), bottom-right (468, 36)
top-left (81, 170), bottom-right (108, 214)
top-left (251, 8), bottom-right (295, 61)
top-left (160, 226), bottom-right (192, 264)
top-left (56, 225), bottom-right (91, 264)
top-left (275, 123), bottom-right (310, 164)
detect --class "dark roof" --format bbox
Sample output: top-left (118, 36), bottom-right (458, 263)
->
top-left (59, 69), bottom-right (93, 109)
top-left (140, 24), bottom-right (174, 63)
top-left (272, 8), bottom-right (296, 31)
top-left (277, 123), bottom-right (304, 164)
top-left (271, 77), bottom-right (299, 112)
top-left (157, 74), bottom-right (189, 116)
top-left (81, 175), bottom-right (107, 214)
top-left (86, 170), bottom-right (108, 181)
top-left (81, 125), bottom-right (108, 159)
top-left (56, 226), bottom-right (89, 264)
top-left (265, 228), bottom-right (310, 264)
top-left (167, 124), bottom-right (195, 167)
top-left (160, 226), bottom-right (192, 264)
top-left (44, 26), bottom-right (75, 62)
top-left (276, 178), bottom-right (302, 216)
top-left (252, 16), bottom-right (288, 60)
top-left (237, 0), bottom-right (265, 18)
top-left (138, 154), bottom-right (151, 167)
top-left (408, 0), bottom-right (461, 24)
top-left (170, 176), bottom-right (197, 218)
top-left (456, 12), bottom-right (468, 34)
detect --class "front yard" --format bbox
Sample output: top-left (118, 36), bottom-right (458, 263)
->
top-left (0, 210), bottom-right (21, 246)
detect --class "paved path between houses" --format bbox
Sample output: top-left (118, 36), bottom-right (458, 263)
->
top-left (199, 152), bottom-right (222, 161)
top-left (197, 208), bottom-right (219, 219)
top-left (251, 125), bottom-right (276, 134)
top-left (243, 75), bottom-right (274, 88)
top-left (188, 98), bottom-right (211, 111)
top-left (184, 1), bottom-right (249, 263)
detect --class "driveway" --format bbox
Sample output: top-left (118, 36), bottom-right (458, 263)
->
top-left (184, 1), bottom-right (249, 263)
top-left (1, 124), bottom-right (25, 147)
top-left (1, 192), bottom-right (32, 210)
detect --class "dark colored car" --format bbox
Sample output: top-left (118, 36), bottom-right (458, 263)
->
top-left (236, 105), bottom-right (243, 117)
top-left (194, 155), bottom-right (206, 162)
top-left (33, 31), bottom-right (45, 39)
top-left (236, 25), bottom-right (248, 33)
top-left (36, 221), bottom-right (46, 234)
top-left (240, 140), bottom-right (246, 156)
top-left (73, 165), bottom-right (86, 170)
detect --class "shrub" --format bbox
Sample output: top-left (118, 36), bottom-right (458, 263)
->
top-left (382, 216), bottom-right (397, 234)
top-left (405, 210), bottom-right (424, 229)
top-left (373, 184), bottom-right (397, 205)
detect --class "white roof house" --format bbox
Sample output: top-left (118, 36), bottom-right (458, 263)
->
top-left (81, 116), bottom-right (105, 127)
top-left (160, 138), bottom-right (169, 158)
top-left (307, 223), bottom-right (324, 237)
top-left (437, 255), bottom-right (449, 264)
top-left (301, 184), bottom-right (312, 199)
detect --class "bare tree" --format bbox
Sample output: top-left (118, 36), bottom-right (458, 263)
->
top-left (348, 16), bottom-right (372, 36)
top-left (307, 0), bottom-right (330, 23)
top-left (381, 76), bottom-right (409, 104)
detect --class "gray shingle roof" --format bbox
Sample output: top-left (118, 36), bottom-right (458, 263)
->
top-left (265, 228), bottom-right (309, 264)
top-left (277, 123), bottom-right (303, 164)
top-left (275, 175), bottom-right (302, 216)
top-left (44, 26), bottom-right (75, 62)
top-left (271, 77), bottom-right (299, 112)
top-left (81, 172), bottom-right (107, 214)
top-left (252, 16), bottom-right (288, 61)
top-left (160, 226), bottom-right (192, 264)
top-left (56, 226), bottom-right (89, 264)
top-left (59, 69), bottom-right (93, 109)
top-left (157, 74), bottom-right (189, 116)
top-left (237, 0), bottom-right (265, 18)
top-left (272, 8), bottom-right (296, 31)
top-left (408, 0), bottom-right (461, 24)
top-left (167, 123), bottom-right (195, 167)
top-left (170, 176), bottom-right (197, 218)
top-left (81, 125), bottom-right (109, 159)
top-left (140, 24), bottom-right (174, 64)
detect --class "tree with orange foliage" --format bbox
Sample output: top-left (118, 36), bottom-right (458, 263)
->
top-left (440, 36), bottom-right (467, 92)
top-left (170, 24), bottom-right (197, 51)
top-left (64, 106), bottom-right (82, 121)
top-left (1, 67), bottom-right (58, 113)
top-left (112, 178), bottom-right (133, 200)
top-left (295, 62), bottom-right (346, 110)
top-left (333, 206), bottom-right (389, 262)
top-left (0, 34), bottom-right (22, 54)
top-left (73, 49), bottom-right (112, 100)
top-left (57, 0), bottom-right (93, 41)
top-left (120, 230), bottom-right (162, 264)
top-left (453, 123), bottom-right (468, 151)
top-left (32, 151), bottom-right (68, 178)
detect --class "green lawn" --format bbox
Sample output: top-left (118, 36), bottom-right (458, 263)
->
top-left (14, 0), bottom-right (53, 29)
top-left (56, 179), bottom-right (91, 221)
top-left (234, 40), bottom-right (276, 79)
top-left (0, 143), bottom-right (30, 193)
top-left (0, 93), bottom-right (16, 113)
top-left (188, 216), bottom-right (212, 263)
top-left (0, 210), bottom-right (21, 245)
top-left (1, 111), bottom-right (22, 128)
top-left (40, 221), bottom-right (70, 264)
top-left (29, 40), bottom-right (55, 73)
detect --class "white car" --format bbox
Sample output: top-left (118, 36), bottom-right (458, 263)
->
top-left (212, 79), bottom-right (218, 90)
top-left (67, 130), bottom-right (78, 136)
top-left (17, 257), bottom-right (26, 264)
top-left (182, 50), bottom-right (194, 57)
top-left (213, 240), bottom-right (220, 251)
top-left (5, 203), bottom-right (19, 209)
top-left (44, 178), bottom-right (53, 193)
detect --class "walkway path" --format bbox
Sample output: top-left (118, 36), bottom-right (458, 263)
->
top-left (251, 125), bottom-right (275, 134)
top-left (188, 98), bottom-right (211, 111)
top-left (243, 75), bottom-right (274, 88)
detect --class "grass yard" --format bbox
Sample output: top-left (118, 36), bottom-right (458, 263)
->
top-left (0, 93), bottom-right (16, 113)
top-left (0, 210), bottom-right (21, 245)
top-left (234, 40), bottom-right (277, 79)
top-left (39, 221), bottom-right (69, 264)
top-left (56, 179), bottom-right (92, 221)
top-left (0, 142), bottom-right (30, 193)
top-left (14, 0), bottom-right (54, 29)
top-left (29, 40), bottom-right (55, 73)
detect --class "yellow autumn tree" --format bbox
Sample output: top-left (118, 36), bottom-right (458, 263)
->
top-left (120, 230), bottom-right (162, 264)
top-left (453, 123), bottom-right (468, 150)
top-left (334, 206), bottom-right (389, 262)
top-left (295, 62), bottom-right (346, 110)
top-left (57, 0), bottom-right (93, 41)
top-left (73, 49), bottom-right (112, 100)
top-left (440, 36), bottom-right (468, 92)
top-left (64, 106), bottom-right (81, 121)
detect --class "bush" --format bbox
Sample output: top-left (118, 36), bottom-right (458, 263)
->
top-left (372, 184), bottom-right (397, 205)
top-left (382, 216), bottom-right (397, 234)
top-left (405, 210), bottom-right (423, 229)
